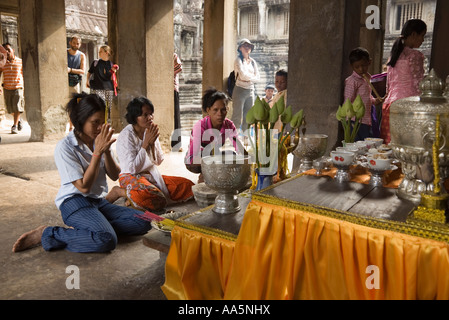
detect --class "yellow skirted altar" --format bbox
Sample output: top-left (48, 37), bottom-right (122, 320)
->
top-left (161, 168), bottom-right (449, 300)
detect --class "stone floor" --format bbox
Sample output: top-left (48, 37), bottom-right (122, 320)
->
top-left (0, 116), bottom-right (201, 300)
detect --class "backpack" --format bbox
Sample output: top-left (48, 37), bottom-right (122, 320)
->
top-left (89, 59), bottom-right (114, 85)
top-left (227, 70), bottom-right (237, 97)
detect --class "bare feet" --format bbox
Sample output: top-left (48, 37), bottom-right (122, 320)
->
top-left (12, 225), bottom-right (47, 252)
top-left (105, 186), bottom-right (126, 203)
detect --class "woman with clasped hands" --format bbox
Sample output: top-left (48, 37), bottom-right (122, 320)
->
top-left (12, 93), bottom-right (152, 253)
top-left (115, 97), bottom-right (194, 212)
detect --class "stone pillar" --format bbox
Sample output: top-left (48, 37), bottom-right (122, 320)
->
top-left (203, 0), bottom-right (237, 93)
top-left (288, 0), bottom-right (362, 153)
top-left (109, 0), bottom-right (174, 149)
top-left (19, 0), bottom-right (68, 141)
top-left (257, 0), bottom-right (266, 38)
top-left (431, 0), bottom-right (449, 81)
top-left (359, 0), bottom-right (387, 75)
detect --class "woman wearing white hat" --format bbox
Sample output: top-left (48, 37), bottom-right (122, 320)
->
top-left (230, 39), bottom-right (260, 130)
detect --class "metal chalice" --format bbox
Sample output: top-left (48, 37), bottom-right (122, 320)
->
top-left (293, 134), bottom-right (328, 173)
top-left (201, 155), bottom-right (251, 214)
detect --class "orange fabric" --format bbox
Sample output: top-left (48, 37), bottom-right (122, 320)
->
top-left (119, 174), bottom-right (193, 211)
top-left (162, 198), bottom-right (449, 300)
top-left (224, 200), bottom-right (449, 300)
top-left (163, 175), bottom-right (194, 202)
top-left (304, 164), bottom-right (403, 189)
top-left (162, 226), bottom-right (236, 300)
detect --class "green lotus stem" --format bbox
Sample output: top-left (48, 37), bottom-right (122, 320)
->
top-left (350, 121), bottom-right (361, 142)
top-left (279, 128), bottom-right (296, 151)
top-left (265, 123), bottom-right (270, 160)
top-left (255, 122), bottom-right (260, 170)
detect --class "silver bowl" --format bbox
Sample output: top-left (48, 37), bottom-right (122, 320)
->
top-left (293, 134), bottom-right (328, 173)
top-left (201, 155), bottom-right (251, 214)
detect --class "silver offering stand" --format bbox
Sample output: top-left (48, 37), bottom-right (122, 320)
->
top-left (201, 155), bottom-right (251, 214)
top-left (293, 134), bottom-right (328, 173)
top-left (334, 163), bottom-right (351, 183)
top-left (362, 163), bottom-right (398, 187)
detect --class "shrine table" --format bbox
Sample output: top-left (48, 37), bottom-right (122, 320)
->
top-left (144, 169), bottom-right (449, 300)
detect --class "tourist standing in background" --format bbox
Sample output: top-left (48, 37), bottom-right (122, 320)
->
top-left (172, 52), bottom-right (183, 151)
top-left (381, 19), bottom-right (427, 145)
top-left (87, 45), bottom-right (118, 124)
top-left (67, 36), bottom-right (86, 95)
top-left (0, 43), bottom-right (24, 134)
top-left (231, 39), bottom-right (260, 131)
top-left (67, 35), bottom-right (86, 131)
top-left (0, 45), bottom-right (7, 143)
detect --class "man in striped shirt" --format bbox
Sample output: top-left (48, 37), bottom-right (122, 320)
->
top-left (0, 43), bottom-right (24, 134)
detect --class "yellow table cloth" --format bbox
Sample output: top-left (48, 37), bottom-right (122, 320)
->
top-left (162, 170), bottom-right (449, 300)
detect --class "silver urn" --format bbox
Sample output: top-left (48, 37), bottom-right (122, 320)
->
top-left (292, 134), bottom-right (328, 173)
top-left (201, 155), bottom-right (251, 214)
top-left (390, 69), bottom-right (449, 204)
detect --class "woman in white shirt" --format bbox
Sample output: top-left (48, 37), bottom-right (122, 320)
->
top-left (12, 93), bottom-right (152, 253)
top-left (116, 97), bottom-right (194, 212)
top-left (230, 39), bottom-right (260, 130)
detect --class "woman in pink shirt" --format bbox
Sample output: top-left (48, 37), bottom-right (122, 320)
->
top-left (381, 19), bottom-right (427, 144)
top-left (185, 88), bottom-right (245, 182)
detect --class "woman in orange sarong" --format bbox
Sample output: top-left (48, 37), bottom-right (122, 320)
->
top-left (115, 96), bottom-right (194, 212)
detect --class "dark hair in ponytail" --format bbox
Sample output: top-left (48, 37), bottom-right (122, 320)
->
top-left (66, 92), bottom-right (106, 134)
top-left (388, 19), bottom-right (427, 68)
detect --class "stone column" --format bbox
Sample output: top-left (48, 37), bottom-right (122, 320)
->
top-left (359, 0), bottom-right (387, 75)
top-left (257, 0), bottom-right (266, 38)
top-left (109, 0), bottom-right (174, 149)
top-left (19, 0), bottom-right (69, 141)
top-left (203, 0), bottom-right (237, 93)
top-left (288, 0), bottom-right (362, 154)
top-left (431, 0), bottom-right (449, 81)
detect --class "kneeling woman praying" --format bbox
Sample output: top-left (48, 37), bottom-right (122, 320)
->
top-left (12, 93), bottom-right (152, 253)
top-left (116, 96), bottom-right (194, 212)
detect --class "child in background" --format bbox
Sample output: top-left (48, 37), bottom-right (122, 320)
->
top-left (263, 84), bottom-right (275, 104)
top-left (381, 19), bottom-right (427, 145)
top-left (269, 69), bottom-right (288, 133)
top-left (344, 47), bottom-right (383, 142)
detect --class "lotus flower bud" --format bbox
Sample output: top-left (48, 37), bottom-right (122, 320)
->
top-left (290, 109), bottom-right (304, 128)
top-left (343, 99), bottom-right (355, 118)
top-left (352, 95), bottom-right (366, 120)
top-left (253, 97), bottom-right (269, 122)
top-left (275, 95), bottom-right (285, 115)
top-left (246, 107), bottom-right (256, 125)
top-left (336, 105), bottom-right (346, 121)
top-left (269, 105), bottom-right (279, 124)
top-left (281, 105), bottom-right (293, 124)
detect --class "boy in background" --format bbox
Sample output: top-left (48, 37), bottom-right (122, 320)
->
top-left (344, 47), bottom-right (383, 141)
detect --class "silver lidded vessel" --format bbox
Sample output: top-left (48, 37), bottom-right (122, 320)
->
top-left (389, 69), bottom-right (449, 204)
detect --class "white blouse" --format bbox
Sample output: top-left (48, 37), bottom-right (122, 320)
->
top-left (116, 124), bottom-right (169, 198)
top-left (234, 57), bottom-right (260, 90)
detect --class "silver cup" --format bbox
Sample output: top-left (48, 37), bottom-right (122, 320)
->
top-left (293, 134), bottom-right (328, 173)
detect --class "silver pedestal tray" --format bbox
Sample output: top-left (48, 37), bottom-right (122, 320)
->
top-left (293, 134), bottom-right (328, 173)
top-left (361, 163), bottom-right (398, 187)
top-left (334, 164), bottom-right (351, 183)
top-left (201, 155), bottom-right (251, 214)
